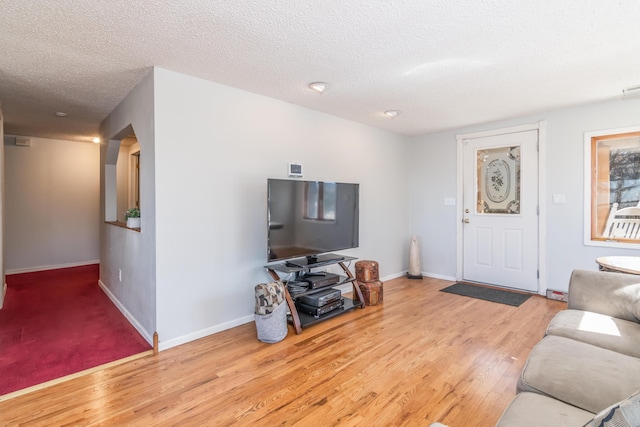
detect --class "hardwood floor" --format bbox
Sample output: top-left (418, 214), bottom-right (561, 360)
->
top-left (0, 276), bottom-right (565, 426)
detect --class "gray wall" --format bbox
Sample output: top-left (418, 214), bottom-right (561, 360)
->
top-left (152, 67), bottom-right (409, 348)
top-left (99, 70), bottom-right (157, 343)
top-left (3, 136), bottom-right (99, 273)
top-left (408, 96), bottom-right (640, 292)
top-left (99, 67), bottom-right (409, 349)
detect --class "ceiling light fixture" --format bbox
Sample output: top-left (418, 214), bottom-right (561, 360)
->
top-left (55, 111), bottom-right (67, 117)
top-left (622, 85), bottom-right (640, 97)
top-left (92, 137), bottom-right (100, 144)
top-left (384, 110), bottom-right (400, 118)
top-left (308, 82), bottom-right (328, 94)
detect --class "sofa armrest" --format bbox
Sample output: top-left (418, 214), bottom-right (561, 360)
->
top-left (567, 269), bottom-right (640, 323)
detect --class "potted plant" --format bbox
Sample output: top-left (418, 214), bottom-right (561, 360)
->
top-left (125, 207), bottom-right (141, 228)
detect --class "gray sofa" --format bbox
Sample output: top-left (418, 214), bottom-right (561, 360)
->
top-left (435, 269), bottom-right (640, 427)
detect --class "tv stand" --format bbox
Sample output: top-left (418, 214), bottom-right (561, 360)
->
top-left (265, 255), bottom-right (365, 334)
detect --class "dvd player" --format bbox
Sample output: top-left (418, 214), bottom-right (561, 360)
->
top-left (295, 299), bottom-right (344, 318)
top-left (298, 287), bottom-right (341, 307)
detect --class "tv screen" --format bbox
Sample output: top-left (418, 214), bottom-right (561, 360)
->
top-left (267, 179), bottom-right (359, 263)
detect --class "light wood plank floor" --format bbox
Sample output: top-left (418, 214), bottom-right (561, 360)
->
top-left (0, 276), bottom-right (565, 426)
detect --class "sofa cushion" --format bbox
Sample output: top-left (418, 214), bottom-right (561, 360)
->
top-left (567, 269), bottom-right (640, 323)
top-left (518, 335), bottom-right (640, 413)
top-left (546, 309), bottom-right (640, 358)
top-left (496, 392), bottom-right (594, 427)
top-left (584, 389), bottom-right (640, 427)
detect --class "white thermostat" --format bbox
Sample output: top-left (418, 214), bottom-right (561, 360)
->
top-left (288, 163), bottom-right (303, 177)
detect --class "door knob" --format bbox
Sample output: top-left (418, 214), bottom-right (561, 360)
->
top-left (464, 218), bottom-right (470, 224)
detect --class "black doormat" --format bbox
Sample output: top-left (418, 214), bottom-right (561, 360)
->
top-left (440, 282), bottom-right (531, 307)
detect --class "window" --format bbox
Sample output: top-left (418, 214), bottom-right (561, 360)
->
top-left (304, 182), bottom-right (336, 221)
top-left (476, 146), bottom-right (521, 214)
top-left (585, 126), bottom-right (640, 247)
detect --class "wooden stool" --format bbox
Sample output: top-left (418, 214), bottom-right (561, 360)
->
top-left (357, 280), bottom-right (383, 305)
top-left (355, 260), bottom-right (383, 305)
top-left (355, 260), bottom-right (379, 282)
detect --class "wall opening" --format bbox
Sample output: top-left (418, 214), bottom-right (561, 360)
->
top-left (105, 125), bottom-right (141, 229)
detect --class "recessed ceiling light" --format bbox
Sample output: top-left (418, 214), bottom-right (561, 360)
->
top-left (384, 110), bottom-right (400, 118)
top-left (55, 111), bottom-right (67, 117)
top-left (92, 137), bottom-right (100, 144)
top-left (309, 82), bottom-right (329, 94)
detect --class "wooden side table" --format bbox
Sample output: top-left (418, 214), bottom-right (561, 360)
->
top-left (595, 256), bottom-right (640, 275)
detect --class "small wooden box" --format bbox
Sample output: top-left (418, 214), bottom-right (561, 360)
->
top-left (355, 260), bottom-right (379, 282)
top-left (357, 280), bottom-right (383, 306)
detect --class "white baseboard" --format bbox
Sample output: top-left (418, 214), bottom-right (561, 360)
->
top-left (382, 271), bottom-right (409, 281)
top-left (158, 315), bottom-right (254, 351)
top-left (6, 260), bottom-right (100, 275)
top-left (97, 280), bottom-right (153, 346)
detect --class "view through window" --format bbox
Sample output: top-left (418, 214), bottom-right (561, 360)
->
top-left (587, 128), bottom-right (640, 244)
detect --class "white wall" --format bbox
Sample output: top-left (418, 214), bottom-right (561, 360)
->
top-left (99, 71), bottom-right (156, 343)
top-left (3, 136), bottom-right (100, 273)
top-left (408, 96), bottom-right (640, 292)
top-left (152, 67), bottom-right (409, 348)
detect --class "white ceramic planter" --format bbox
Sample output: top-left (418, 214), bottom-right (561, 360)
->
top-left (126, 217), bottom-right (141, 228)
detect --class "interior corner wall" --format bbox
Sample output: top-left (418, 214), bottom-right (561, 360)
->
top-left (3, 136), bottom-right (100, 273)
top-left (0, 107), bottom-right (4, 308)
top-left (99, 70), bottom-right (156, 343)
top-left (152, 67), bottom-right (409, 348)
top-left (407, 96), bottom-right (640, 292)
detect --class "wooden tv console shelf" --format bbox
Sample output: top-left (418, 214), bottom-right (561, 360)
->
top-left (265, 255), bottom-right (365, 334)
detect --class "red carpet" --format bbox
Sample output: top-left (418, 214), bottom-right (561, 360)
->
top-left (0, 264), bottom-right (151, 396)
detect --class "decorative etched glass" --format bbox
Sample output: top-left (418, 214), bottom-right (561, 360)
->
top-left (476, 146), bottom-right (521, 214)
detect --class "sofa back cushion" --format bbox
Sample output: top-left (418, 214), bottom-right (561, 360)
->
top-left (569, 269), bottom-right (640, 323)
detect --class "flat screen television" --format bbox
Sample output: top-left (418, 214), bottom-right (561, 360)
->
top-left (267, 178), bottom-right (359, 266)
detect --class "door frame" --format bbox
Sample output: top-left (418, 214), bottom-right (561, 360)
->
top-left (455, 121), bottom-right (547, 295)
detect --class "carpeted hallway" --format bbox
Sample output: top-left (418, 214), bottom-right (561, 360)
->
top-left (0, 264), bottom-right (151, 396)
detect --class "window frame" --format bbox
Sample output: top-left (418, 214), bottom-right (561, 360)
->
top-left (584, 125), bottom-right (640, 248)
top-left (303, 181), bottom-right (337, 222)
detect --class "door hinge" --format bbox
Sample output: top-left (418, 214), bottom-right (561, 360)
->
top-left (537, 269), bottom-right (540, 279)
top-left (537, 205), bottom-right (540, 215)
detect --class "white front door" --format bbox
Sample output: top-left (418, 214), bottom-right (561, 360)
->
top-left (462, 129), bottom-right (539, 292)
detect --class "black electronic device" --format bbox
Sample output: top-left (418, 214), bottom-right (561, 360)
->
top-left (266, 179), bottom-right (359, 263)
top-left (302, 272), bottom-right (340, 289)
top-left (295, 299), bottom-right (344, 318)
top-left (297, 287), bottom-right (341, 307)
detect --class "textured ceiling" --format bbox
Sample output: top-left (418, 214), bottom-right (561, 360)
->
top-left (1, 0), bottom-right (640, 142)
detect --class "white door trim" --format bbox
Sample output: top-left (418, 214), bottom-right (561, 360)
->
top-left (455, 121), bottom-right (547, 295)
